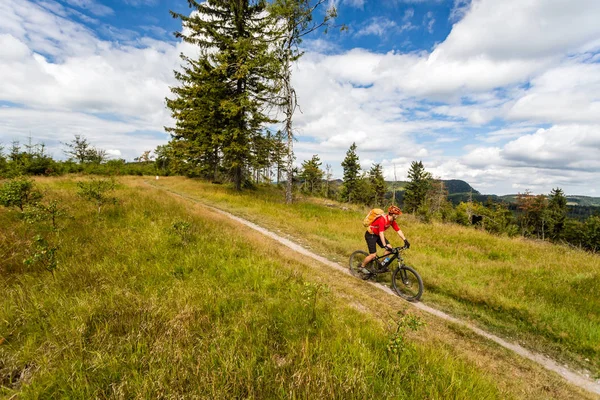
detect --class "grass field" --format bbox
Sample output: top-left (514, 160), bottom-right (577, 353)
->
top-left (0, 176), bottom-right (597, 398)
top-left (150, 176), bottom-right (600, 378)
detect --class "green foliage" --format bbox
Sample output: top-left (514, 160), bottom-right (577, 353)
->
top-left (23, 200), bottom-right (69, 231)
top-left (300, 282), bottom-right (330, 328)
top-left (453, 200), bottom-right (518, 236)
top-left (419, 179), bottom-right (452, 222)
top-left (63, 134), bottom-right (107, 164)
top-left (299, 154), bottom-right (324, 195)
top-left (0, 140), bottom-right (58, 178)
top-left (369, 163), bottom-right (386, 206)
top-left (340, 142), bottom-right (360, 203)
top-left (547, 187), bottom-right (568, 240)
top-left (171, 220), bottom-right (193, 246)
top-left (387, 311), bottom-right (425, 355)
top-left (76, 178), bottom-right (118, 215)
top-left (23, 234), bottom-right (59, 276)
top-left (583, 215), bottom-right (600, 252)
top-left (351, 173), bottom-right (374, 205)
top-left (167, 0), bottom-right (281, 190)
top-left (516, 190), bottom-right (549, 238)
top-left (403, 161), bottom-right (432, 214)
top-left (0, 177), bottom-right (43, 211)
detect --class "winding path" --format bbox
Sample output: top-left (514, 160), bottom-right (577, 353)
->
top-left (151, 181), bottom-right (600, 397)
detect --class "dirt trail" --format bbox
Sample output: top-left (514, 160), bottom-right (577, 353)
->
top-left (152, 182), bottom-right (600, 397)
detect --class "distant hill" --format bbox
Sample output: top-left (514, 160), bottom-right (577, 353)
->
top-left (339, 177), bottom-right (600, 209)
top-left (443, 180), bottom-right (480, 195)
top-left (499, 195), bottom-right (600, 207)
top-left (385, 179), bottom-right (478, 195)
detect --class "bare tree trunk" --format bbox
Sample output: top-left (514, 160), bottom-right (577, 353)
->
top-left (393, 164), bottom-right (397, 205)
top-left (283, 37), bottom-right (295, 204)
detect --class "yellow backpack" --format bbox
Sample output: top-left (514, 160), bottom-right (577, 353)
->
top-left (363, 208), bottom-right (385, 227)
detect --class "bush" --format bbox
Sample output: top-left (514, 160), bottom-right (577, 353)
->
top-left (77, 178), bottom-right (119, 215)
top-left (0, 177), bottom-right (43, 211)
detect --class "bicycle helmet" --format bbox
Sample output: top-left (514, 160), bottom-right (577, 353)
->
top-left (388, 205), bottom-right (402, 215)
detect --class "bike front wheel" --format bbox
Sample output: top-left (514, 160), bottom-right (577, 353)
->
top-left (392, 266), bottom-right (423, 302)
top-left (349, 250), bottom-right (371, 279)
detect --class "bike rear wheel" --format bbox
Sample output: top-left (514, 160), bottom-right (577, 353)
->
top-left (349, 250), bottom-right (372, 280)
top-left (392, 266), bottom-right (423, 302)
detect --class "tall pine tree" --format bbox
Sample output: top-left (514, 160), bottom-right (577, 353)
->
top-left (369, 163), bottom-right (386, 206)
top-left (299, 154), bottom-right (323, 195)
top-left (547, 187), bottom-right (568, 240)
top-left (340, 142), bottom-right (360, 203)
top-left (168, 0), bottom-right (280, 189)
top-left (403, 161), bottom-right (432, 213)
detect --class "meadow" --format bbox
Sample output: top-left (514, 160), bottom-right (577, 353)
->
top-left (0, 176), bottom-right (596, 398)
top-left (152, 176), bottom-right (600, 377)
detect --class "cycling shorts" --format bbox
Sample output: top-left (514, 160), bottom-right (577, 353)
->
top-left (365, 231), bottom-right (389, 254)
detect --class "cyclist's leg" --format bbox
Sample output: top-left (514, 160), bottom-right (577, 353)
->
top-left (362, 232), bottom-right (378, 269)
top-left (377, 236), bottom-right (391, 256)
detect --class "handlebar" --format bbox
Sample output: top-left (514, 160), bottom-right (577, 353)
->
top-left (387, 245), bottom-right (408, 253)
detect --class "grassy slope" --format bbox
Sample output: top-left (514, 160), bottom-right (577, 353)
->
top-left (151, 177), bottom-right (600, 378)
top-left (0, 177), bottom-right (511, 399)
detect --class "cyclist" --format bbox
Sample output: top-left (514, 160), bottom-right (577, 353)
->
top-left (360, 205), bottom-right (410, 273)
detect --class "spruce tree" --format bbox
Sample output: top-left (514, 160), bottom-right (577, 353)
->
top-left (341, 142), bottom-right (360, 203)
top-left (547, 187), bottom-right (568, 240)
top-left (403, 161), bottom-right (432, 213)
top-left (166, 57), bottom-right (225, 180)
top-left (168, 0), bottom-right (280, 190)
top-left (369, 163), bottom-right (386, 206)
top-left (299, 154), bottom-right (323, 194)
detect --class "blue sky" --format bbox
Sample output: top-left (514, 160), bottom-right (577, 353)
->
top-left (1, 0), bottom-right (600, 195)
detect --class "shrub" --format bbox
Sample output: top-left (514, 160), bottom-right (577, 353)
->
top-left (0, 177), bottom-right (43, 211)
top-left (77, 178), bottom-right (119, 215)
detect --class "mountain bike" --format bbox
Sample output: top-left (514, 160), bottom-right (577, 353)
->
top-left (349, 246), bottom-right (423, 302)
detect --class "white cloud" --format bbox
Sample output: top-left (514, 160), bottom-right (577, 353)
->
top-left (508, 63), bottom-right (600, 124)
top-left (449, 0), bottom-right (471, 23)
top-left (342, 0), bottom-right (365, 9)
top-left (123, 0), bottom-right (159, 6)
top-left (502, 125), bottom-right (600, 170)
top-left (106, 149), bottom-right (122, 157)
top-left (441, 0), bottom-right (600, 61)
top-left (355, 17), bottom-right (398, 37)
top-left (1, 0), bottom-right (600, 196)
top-left (63, 0), bottom-right (113, 16)
top-left (0, 108), bottom-right (167, 160)
top-left (423, 11), bottom-right (435, 34)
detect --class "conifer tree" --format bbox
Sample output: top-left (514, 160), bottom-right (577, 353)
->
top-left (403, 161), bottom-right (432, 213)
top-left (168, 0), bottom-right (280, 190)
top-left (340, 142), bottom-right (360, 203)
top-left (547, 187), bottom-right (568, 240)
top-left (299, 154), bottom-right (323, 194)
top-left (166, 57), bottom-right (225, 180)
top-left (369, 163), bottom-right (386, 206)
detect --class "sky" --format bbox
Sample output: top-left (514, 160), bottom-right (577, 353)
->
top-left (1, 0), bottom-right (600, 196)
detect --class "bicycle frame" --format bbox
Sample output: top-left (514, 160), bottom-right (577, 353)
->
top-left (370, 248), bottom-right (405, 272)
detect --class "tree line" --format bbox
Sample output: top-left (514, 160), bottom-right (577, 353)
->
top-left (1, 135), bottom-right (599, 252)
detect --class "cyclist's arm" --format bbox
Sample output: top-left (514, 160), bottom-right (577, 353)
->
top-left (396, 229), bottom-right (407, 242)
top-left (379, 231), bottom-right (389, 248)
top-left (392, 220), bottom-right (407, 242)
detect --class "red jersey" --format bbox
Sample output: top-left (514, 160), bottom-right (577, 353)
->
top-left (369, 215), bottom-right (400, 234)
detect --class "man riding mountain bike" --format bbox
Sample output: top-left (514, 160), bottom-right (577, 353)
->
top-left (360, 205), bottom-right (410, 274)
